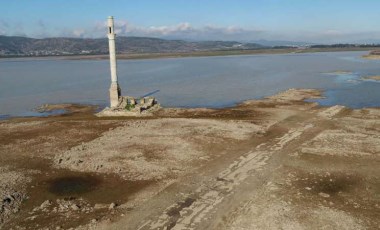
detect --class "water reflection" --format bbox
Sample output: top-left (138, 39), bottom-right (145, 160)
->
top-left (0, 51), bottom-right (379, 117)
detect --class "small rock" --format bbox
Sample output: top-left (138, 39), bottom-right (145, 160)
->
top-left (109, 203), bottom-right (117, 210)
top-left (40, 200), bottom-right (52, 209)
top-left (318, 192), bottom-right (330, 198)
top-left (94, 203), bottom-right (107, 209)
top-left (305, 187), bottom-right (312, 191)
top-left (91, 219), bottom-right (98, 224)
top-left (71, 204), bottom-right (80, 211)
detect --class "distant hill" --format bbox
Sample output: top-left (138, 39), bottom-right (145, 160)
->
top-left (0, 36), bottom-right (265, 57)
top-left (251, 39), bottom-right (316, 47)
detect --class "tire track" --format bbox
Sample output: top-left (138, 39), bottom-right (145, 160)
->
top-left (138, 124), bottom-right (314, 230)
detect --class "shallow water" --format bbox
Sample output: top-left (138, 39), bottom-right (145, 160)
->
top-left (48, 175), bottom-right (101, 196)
top-left (0, 51), bottom-right (380, 117)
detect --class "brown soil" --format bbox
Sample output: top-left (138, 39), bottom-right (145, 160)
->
top-left (0, 88), bottom-right (379, 230)
top-left (363, 76), bottom-right (380, 81)
top-left (362, 54), bottom-right (380, 60)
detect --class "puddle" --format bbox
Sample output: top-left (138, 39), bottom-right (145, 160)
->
top-left (322, 71), bottom-right (360, 84)
top-left (313, 175), bottom-right (356, 195)
top-left (166, 197), bottom-right (196, 229)
top-left (5, 170), bottom-right (153, 229)
top-left (0, 114), bottom-right (10, 120)
top-left (295, 172), bottom-right (360, 197)
top-left (167, 197), bottom-right (196, 217)
top-left (0, 109), bottom-right (68, 121)
top-left (20, 109), bottom-right (68, 118)
top-left (34, 172), bottom-right (152, 204)
top-left (48, 175), bottom-right (101, 196)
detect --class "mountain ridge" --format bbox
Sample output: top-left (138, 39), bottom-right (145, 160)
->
top-left (0, 35), bottom-right (265, 57)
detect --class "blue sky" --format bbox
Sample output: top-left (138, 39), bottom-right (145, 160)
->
top-left (1, 0), bottom-right (380, 43)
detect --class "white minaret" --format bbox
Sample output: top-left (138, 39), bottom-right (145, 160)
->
top-left (107, 16), bottom-right (121, 108)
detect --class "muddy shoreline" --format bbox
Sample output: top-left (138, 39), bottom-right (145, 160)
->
top-left (0, 47), bottom-right (375, 62)
top-left (1, 88), bottom-right (379, 229)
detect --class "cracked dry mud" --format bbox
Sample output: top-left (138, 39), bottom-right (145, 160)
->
top-left (0, 88), bottom-right (379, 230)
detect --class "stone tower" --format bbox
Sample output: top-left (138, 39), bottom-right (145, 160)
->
top-left (107, 16), bottom-right (121, 108)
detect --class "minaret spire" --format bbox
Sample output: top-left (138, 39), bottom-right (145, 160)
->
top-left (97, 16), bottom-right (159, 116)
top-left (107, 16), bottom-right (121, 108)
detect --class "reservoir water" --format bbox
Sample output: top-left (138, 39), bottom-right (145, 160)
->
top-left (0, 51), bottom-right (380, 117)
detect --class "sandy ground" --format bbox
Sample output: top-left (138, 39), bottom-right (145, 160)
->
top-left (0, 88), bottom-right (379, 230)
top-left (363, 54), bottom-right (380, 60)
top-left (363, 76), bottom-right (380, 81)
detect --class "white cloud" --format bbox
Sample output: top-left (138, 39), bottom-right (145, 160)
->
top-left (51, 22), bottom-right (380, 43)
top-left (0, 20), bottom-right (262, 41)
top-left (2, 19), bottom-right (380, 44)
top-left (72, 29), bottom-right (85, 38)
top-left (66, 20), bottom-right (263, 41)
top-left (0, 20), bottom-right (9, 35)
top-left (145, 22), bottom-right (194, 36)
top-left (322, 30), bottom-right (343, 36)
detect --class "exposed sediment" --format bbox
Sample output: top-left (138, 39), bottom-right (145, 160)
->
top-left (362, 76), bottom-right (380, 81)
top-left (54, 118), bottom-right (264, 181)
top-left (0, 167), bottom-right (32, 226)
top-left (362, 50), bottom-right (380, 60)
top-left (0, 88), bottom-right (379, 229)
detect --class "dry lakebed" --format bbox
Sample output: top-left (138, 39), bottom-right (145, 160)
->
top-left (0, 89), bottom-right (379, 229)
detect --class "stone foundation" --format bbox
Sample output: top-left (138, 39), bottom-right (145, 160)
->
top-left (97, 96), bottom-right (160, 117)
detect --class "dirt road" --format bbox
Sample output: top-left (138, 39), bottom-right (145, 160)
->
top-left (1, 89), bottom-right (379, 229)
